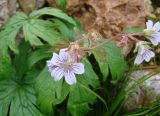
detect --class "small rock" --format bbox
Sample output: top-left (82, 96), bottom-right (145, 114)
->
top-left (0, 0), bottom-right (9, 22)
top-left (124, 70), bottom-right (160, 111)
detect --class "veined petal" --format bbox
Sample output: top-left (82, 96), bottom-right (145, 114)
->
top-left (60, 48), bottom-right (68, 52)
top-left (51, 53), bottom-right (62, 65)
top-left (47, 61), bottom-right (57, 72)
top-left (47, 48), bottom-right (85, 85)
top-left (51, 67), bottom-right (64, 81)
top-left (72, 63), bottom-right (85, 74)
top-left (152, 32), bottom-right (160, 36)
top-left (146, 20), bottom-right (153, 30)
top-left (64, 71), bottom-right (76, 85)
top-left (139, 46), bottom-right (146, 55)
top-left (152, 22), bottom-right (160, 31)
top-left (143, 50), bottom-right (155, 62)
top-left (59, 50), bottom-right (70, 61)
top-left (149, 37), bottom-right (159, 45)
top-left (152, 32), bottom-right (160, 42)
top-left (134, 54), bottom-right (144, 65)
top-left (47, 60), bottom-right (52, 68)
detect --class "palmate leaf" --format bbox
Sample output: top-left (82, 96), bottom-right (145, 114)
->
top-left (93, 48), bottom-right (109, 80)
top-left (23, 22), bottom-right (43, 46)
top-left (0, 12), bottom-right (27, 54)
top-left (0, 75), bottom-right (43, 116)
top-left (0, 41), bottom-right (43, 116)
top-left (0, 12), bottom-right (26, 80)
top-left (28, 45), bottom-right (51, 68)
top-left (0, 7), bottom-right (76, 55)
top-left (0, 41), bottom-right (45, 116)
top-left (54, 19), bottom-right (74, 41)
top-left (0, 41), bottom-right (43, 115)
top-left (68, 84), bottom-right (97, 116)
top-left (23, 19), bottom-right (62, 46)
top-left (93, 40), bottom-right (126, 82)
top-left (35, 67), bottom-right (70, 114)
top-left (29, 7), bottom-right (76, 25)
top-left (67, 59), bottom-right (100, 116)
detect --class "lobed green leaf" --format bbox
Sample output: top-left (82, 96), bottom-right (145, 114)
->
top-left (0, 12), bottom-right (27, 54)
top-left (28, 45), bottom-right (51, 68)
top-left (30, 7), bottom-right (76, 25)
top-left (0, 78), bottom-right (43, 116)
top-left (35, 67), bottom-right (70, 114)
top-left (93, 40), bottom-right (126, 82)
top-left (67, 59), bottom-right (100, 116)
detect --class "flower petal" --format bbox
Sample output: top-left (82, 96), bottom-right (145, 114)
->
top-left (59, 50), bottom-right (70, 61)
top-left (50, 53), bottom-right (62, 65)
top-left (72, 63), bottom-right (84, 74)
top-left (151, 32), bottom-right (160, 42)
top-left (144, 50), bottom-right (155, 62)
top-left (152, 32), bottom-right (160, 37)
top-left (47, 61), bottom-right (57, 72)
top-left (47, 60), bottom-right (52, 68)
top-left (64, 71), bottom-right (76, 85)
top-left (139, 46), bottom-right (146, 55)
top-left (51, 67), bottom-right (64, 81)
top-left (134, 54), bottom-right (144, 65)
top-left (152, 22), bottom-right (160, 31)
top-left (149, 37), bottom-right (159, 45)
top-left (146, 20), bottom-right (153, 30)
top-left (60, 48), bottom-right (68, 52)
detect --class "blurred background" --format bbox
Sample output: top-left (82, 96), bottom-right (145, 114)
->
top-left (1, 0), bottom-right (160, 37)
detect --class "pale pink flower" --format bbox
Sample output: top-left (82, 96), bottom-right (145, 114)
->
top-left (134, 45), bottom-right (155, 65)
top-left (47, 49), bottom-right (84, 85)
top-left (144, 20), bottom-right (160, 45)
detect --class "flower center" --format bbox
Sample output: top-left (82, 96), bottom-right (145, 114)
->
top-left (144, 30), bottom-right (154, 36)
top-left (61, 60), bottom-right (72, 69)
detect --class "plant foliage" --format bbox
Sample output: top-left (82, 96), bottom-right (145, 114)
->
top-left (1, 4), bottom-right (157, 116)
top-left (93, 40), bottom-right (126, 82)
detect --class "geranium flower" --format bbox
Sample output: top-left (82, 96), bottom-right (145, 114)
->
top-left (47, 49), bottom-right (84, 85)
top-left (134, 45), bottom-right (155, 65)
top-left (144, 20), bottom-right (160, 45)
